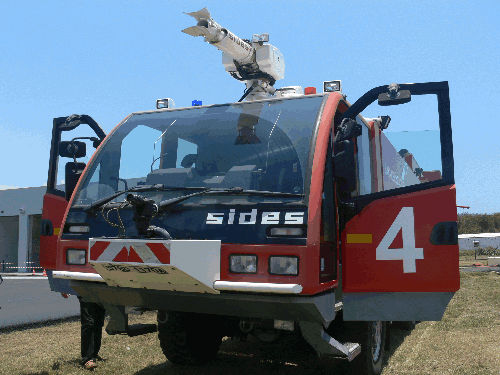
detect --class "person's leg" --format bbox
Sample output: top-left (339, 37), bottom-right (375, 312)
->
top-left (79, 297), bottom-right (103, 365)
top-left (92, 303), bottom-right (106, 359)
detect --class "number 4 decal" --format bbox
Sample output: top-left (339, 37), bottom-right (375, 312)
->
top-left (376, 207), bottom-right (423, 273)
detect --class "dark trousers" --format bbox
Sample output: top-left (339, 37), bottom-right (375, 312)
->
top-left (78, 297), bottom-right (106, 364)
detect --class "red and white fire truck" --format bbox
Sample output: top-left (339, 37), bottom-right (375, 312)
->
top-left (40, 8), bottom-right (459, 374)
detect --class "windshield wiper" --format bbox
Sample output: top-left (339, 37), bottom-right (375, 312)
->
top-left (85, 186), bottom-right (303, 213)
top-left (84, 184), bottom-right (206, 212)
top-left (157, 187), bottom-right (303, 212)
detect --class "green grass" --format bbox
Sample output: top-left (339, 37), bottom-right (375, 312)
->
top-left (382, 272), bottom-right (500, 375)
top-left (0, 272), bottom-right (498, 375)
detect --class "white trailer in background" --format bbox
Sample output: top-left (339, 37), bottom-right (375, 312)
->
top-left (458, 233), bottom-right (500, 251)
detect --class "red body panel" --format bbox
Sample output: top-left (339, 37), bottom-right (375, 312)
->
top-left (300, 93), bottom-right (344, 293)
top-left (342, 185), bottom-right (459, 293)
top-left (58, 239), bottom-right (95, 273)
top-left (39, 193), bottom-right (68, 269)
top-left (220, 244), bottom-right (308, 284)
top-left (220, 243), bottom-right (337, 295)
top-left (307, 93), bottom-right (343, 248)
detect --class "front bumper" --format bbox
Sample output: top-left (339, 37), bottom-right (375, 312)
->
top-left (53, 271), bottom-right (303, 294)
top-left (70, 279), bottom-right (336, 325)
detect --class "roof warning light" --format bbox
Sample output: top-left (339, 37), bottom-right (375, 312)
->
top-left (156, 98), bottom-right (175, 109)
top-left (304, 87), bottom-right (316, 95)
top-left (323, 80), bottom-right (342, 93)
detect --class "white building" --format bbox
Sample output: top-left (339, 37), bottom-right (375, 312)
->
top-left (0, 186), bottom-right (46, 272)
top-left (458, 233), bottom-right (500, 251)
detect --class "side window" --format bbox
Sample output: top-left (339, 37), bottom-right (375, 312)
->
top-left (80, 163), bottom-right (101, 201)
top-left (359, 95), bottom-right (442, 194)
top-left (356, 117), bottom-right (373, 195)
top-left (380, 132), bottom-right (423, 190)
top-left (380, 97), bottom-right (441, 191)
top-left (176, 138), bottom-right (198, 168)
top-left (119, 125), bottom-right (162, 185)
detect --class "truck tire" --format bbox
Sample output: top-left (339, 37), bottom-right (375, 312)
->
top-left (157, 311), bottom-right (222, 365)
top-left (349, 321), bottom-right (388, 375)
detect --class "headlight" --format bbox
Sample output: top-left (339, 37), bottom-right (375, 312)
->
top-left (67, 225), bottom-right (90, 233)
top-left (66, 249), bottom-right (86, 265)
top-left (268, 227), bottom-right (305, 237)
top-left (269, 256), bottom-right (299, 275)
top-left (229, 255), bottom-right (257, 273)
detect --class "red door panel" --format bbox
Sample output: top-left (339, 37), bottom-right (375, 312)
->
top-left (39, 115), bottom-right (106, 271)
top-left (342, 185), bottom-right (459, 293)
top-left (39, 193), bottom-right (68, 269)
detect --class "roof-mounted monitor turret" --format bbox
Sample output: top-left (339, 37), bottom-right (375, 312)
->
top-left (182, 8), bottom-right (285, 101)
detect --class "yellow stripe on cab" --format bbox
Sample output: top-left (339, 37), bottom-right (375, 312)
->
top-left (346, 233), bottom-right (372, 244)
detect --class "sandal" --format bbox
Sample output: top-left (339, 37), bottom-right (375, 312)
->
top-left (83, 359), bottom-right (98, 370)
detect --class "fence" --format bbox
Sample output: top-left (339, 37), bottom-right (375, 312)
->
top-left (1, 260), bottom-right (43, 273)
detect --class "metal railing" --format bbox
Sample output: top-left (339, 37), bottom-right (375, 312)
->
top-left (1, 260), bottom-right (43, 273)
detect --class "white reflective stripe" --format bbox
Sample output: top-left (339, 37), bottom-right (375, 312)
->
top-left (213, 281), bottom-right (302, 294)
top-left (93, 242), bottom-right (161, 263)
top-left (96, 242), bottom-right (127, 261)
top-left (53, 271), bottom-right (105, 282)
top-left (132, 243), bottom-right (160, 264)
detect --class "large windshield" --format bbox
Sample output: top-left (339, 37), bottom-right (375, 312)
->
top-left (73, 96), bottom-right (325, 205)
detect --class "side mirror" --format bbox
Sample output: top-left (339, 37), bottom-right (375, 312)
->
top-left (335, 119), bottom-right (362, 143)
top-left (333, 140), bottom-right (357, 193)
top-left (65, 162), bottom-right (86, 200)
top-left (92, 138), bottom-right (101, 148)
top-left (378, 83), bottom-right (411, 106)
top-left (59, 141), bottom-right (86, 158)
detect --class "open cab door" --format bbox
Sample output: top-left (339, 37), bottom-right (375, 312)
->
top-left (39, 115), bottom-right (105, 270)
top-left (336, 82), bottom-right (458, 321)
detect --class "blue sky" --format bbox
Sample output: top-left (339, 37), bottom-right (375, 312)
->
top-left (0, 1), bottom-right (498, 213)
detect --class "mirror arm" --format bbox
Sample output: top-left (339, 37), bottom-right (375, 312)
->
top-left (342, 85), bottom-right (387, 120)
top-left (343, 81), bottom-right (450, 121)
top-left (62, 114), bottom-right (106, 141)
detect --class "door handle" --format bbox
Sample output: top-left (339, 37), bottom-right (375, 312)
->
top-left (41, 219), bottom-right (54, 236)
